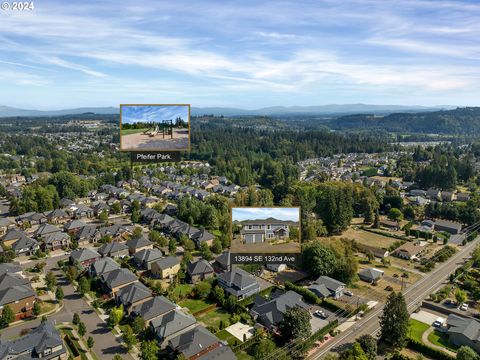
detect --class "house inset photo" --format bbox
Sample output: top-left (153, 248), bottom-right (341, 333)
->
top-left (120, 104), bottom-right (190, 151)
top-left (231, 207), bottom-right (301, 254)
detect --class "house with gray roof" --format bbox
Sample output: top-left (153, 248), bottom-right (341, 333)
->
top-left (98, 241), bottom-right (129, 259)
top-left (151, 256), bottom-right (181, 279)
top-left (213, 252), bottom-right (231, 272)
top-left (309, 276), bottom-right (345, 299)
top-left (42, 231), bottom-right (70, 251)
top-left (63, 219), bottom-right (87, 234)
top-left (150, 309), bottom-right (197, 348)
top-left (75, 224), bottom-right (99, 244)
top-left (240, 217), bottom-right (295, 244)
top-left (187, 259), bottom-right (214, 284)
top-left (434, 219), bottom-right (462, 235)
top-left (12, 236), bottom-right (40, 256)
top-left (115, 281), bottom-right (152, 313)
top-left (133, 248), bottom-right (164, 270)
top-left (0, 262), bottom-right (22, 276)
top-left (191, 228), bottom-right (215, 248)
top-left (167, 325), bottom-right (219, 359)
top-left (196, 345), bottom-right (236, 360)
top-left (127, 235), bottom-right (153, 255)
top-left (1, 228), bottom-right (27, 247)
top-left (0, 320), bottom-right (66, 359)
top-left (0, 272), bottom-right (36, 319)
top-left (446, 314), bottom-right (480, 352)
top-left (217, 268), bottom-right (260, 300)
top-left (359, 268), bottom-right (384, 283)
top-left (131, 296), bottom-right (177, 326)
top-left (0, 218), bottom-right (14, 235)
top-left (100, 268), bottom-right (138, 296)
top-left (33, 223), bottom-right (61, 239)
top-left (89, 257), bottom-right (120, 278)
top-left (250, 290), bottom-right (311, 331)
top-left (70, 248), bottom-right (101, 268)
top-left (46, 208), bottom-right (70, 224)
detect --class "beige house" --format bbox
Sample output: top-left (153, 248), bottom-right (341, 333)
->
top-left (151, 256), bottom-right (181, 279)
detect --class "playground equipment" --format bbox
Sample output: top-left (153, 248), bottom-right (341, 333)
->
top-left (143, 120), bottom-right (173, 139)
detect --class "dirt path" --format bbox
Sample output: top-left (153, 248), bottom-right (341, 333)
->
top-left (121, 128), bottom-right (189, 150)
top-left (421, 327), bottom-right (457, 357)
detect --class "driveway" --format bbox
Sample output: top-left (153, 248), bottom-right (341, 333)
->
top-left (4, 257), bottom-right (134, 360)
top-left (411, 310), bottom-right (445, 326)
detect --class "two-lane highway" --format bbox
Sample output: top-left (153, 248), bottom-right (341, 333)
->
top-left (309, 236), bottom-right (480, 359)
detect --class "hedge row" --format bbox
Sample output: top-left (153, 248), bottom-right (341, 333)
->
top-left (284, 281), bottom-right (321, 304)
top-left (361, 226), bottom-right (410, 241)
top-left (407, 338), bottom-right (455, 360)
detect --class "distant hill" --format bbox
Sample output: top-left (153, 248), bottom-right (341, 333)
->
top-left (327, 107), bottom-right (480, 135)
top-left (0, 104), bottom-right (454, 118)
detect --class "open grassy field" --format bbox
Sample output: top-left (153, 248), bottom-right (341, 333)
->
top-left (121, 128), bottom-right (148, 135)
top-left (408, 319), bottom-right (430, 342)
top-left (172, 284), bottom-right (193, 298)
top-left (335, 228), bottom-right (398, 249)
top-left (197, 308), bottom-right (230, 328)
top-left (179, 298), bottom-right (215, 313)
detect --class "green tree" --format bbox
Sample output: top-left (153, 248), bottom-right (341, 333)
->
top-left (379, 292), bottom-right (409, 349)
top-left (33, 301), bottom-right (41, 316)
top-left (45, 271), bottom-right (57, 291)
top-left (98, 210), bottom-right (109, 223)
top-left (0, 305), bottom-right (15, 326)
top-left (456, 345), bottom-right (479, 360)
top-left (113, 356), bottom-right (123, 360)
top-left (107, 305), bottom-right (124, 329)
top-left (279, 307), bottom-right (312, 342)
top-left (455, 288), bottom-right (467, 305)
top-left (78, 276), bottom-right (90, 295)
top-left (55, 286), bottom-right (64, 301)
top-left (87, 336), bottom-right (95, 349)
top-left (388, 208), bottom-right (404, 221)
top-left (78, 321), bottom-right (87, 337)
top-left (356, 334), bottom-right (377, 360)
top-left (132, 316), bottom-right (145, 334)
top-left (212, 285), bottom-right (225, 305)
top-left (73, 313), bottom-right (80, 325)
top-left (122, 325), bottom-right (137, 350)
top-left (253, 337), bottom-right (289, 360)
top-left (211, 238), bottom-right (223, 254)
top-left (340, 342), bottom-right (368, 360)
top-left (140, 340), bottom-right (159, 360)
top-left (200, 242), bottom-right (213, 260)
top-left (194, 281), bottom-right (212, 299)
top-left (168, 238), bottom-right (176, 255)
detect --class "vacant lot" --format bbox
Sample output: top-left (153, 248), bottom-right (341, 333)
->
top-left (121, 128), bottom-right (189, 150)
top-left (231, 236), bottom-right (301, 254)
top-left (179, 298), bottom-right (214, 313)
top-left (336, 228), bottom-right (398, 249)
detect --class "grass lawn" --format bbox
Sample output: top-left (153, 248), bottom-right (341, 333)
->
top-left (172, 284), bottom-right (193, 298)
top-left (179, 298), bottom-right (214, 313)
top-left (197, 308), bottom-right (230, 328)
top-left (215, 329), bottom-right (238, 347)
top-left (408, 319), bottom-right (430, 342)
top-left (428, 329), bottom-right (458, 352)
top-left (121, 128), bottom-right (148, 135)
top-left (40, 300), bottom-right (57, 314)
top-left (236, 351), bottom-right (254, 360)
top-left (61, 328), bottom-right (89, 360)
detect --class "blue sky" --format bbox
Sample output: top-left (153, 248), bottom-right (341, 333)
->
top-left (122, 105), bottom-right (188, 124)
top-left (232, 208), bottom-right (300, 222)
top-left (0, 0), bottom-right (479, 109)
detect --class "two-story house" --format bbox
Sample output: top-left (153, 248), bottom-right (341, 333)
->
top-left (240, 217), bottom-right (291, 244)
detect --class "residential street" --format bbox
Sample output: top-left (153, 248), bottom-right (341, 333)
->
top-left (2, 255), bottom-right (134, 360)
top-left (310, 236), bottom-right (480, 359)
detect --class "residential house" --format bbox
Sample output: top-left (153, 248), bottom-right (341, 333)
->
top-left (356, 243), bottom-right (389, 259)
top-left (0, 320), bottom-right (67, 359)
top-left (33, 223), bottom-right (61, 239)
top-left (70, 248), bottom-right (101, 268)
top-left (133, 248), bottom-right (164, 271)
top-left (250, 290), bottom-right (311, 331)
top-left (100, 268), bottom-right (138, 296)
top-left (0, 218), bottom-right (14, 235)
top-left (42, 232), bottom-right (70, 251)
top-left (441, 191), bottom-right (454, 202)
top-left (1, 228), bottom-right (28, 247)
top-left (15, 212), bottom-right (46, 226)
top-left (434, 219), bottom-right (462, 235)
top-left (126, 235), bottom-right (154, 255)
top-left (456, 193), bottom-right (471, 202)
top-left (446, 314), bottom-right (480, 353)
top-left (98, 242), bottom-right (129, 259)
top-left (0, 262), bottom-right (22, 276)
top-left (196, 346), bottom-right (236, 360)
top-left (217, 268), bottom-right (260, 300)
top-left (63, 219), bottom-right (87, 234)
top-left (12, 236), bottom-right (40, 256)
top-left (427, 188), bottom-right (441, 201)
top-left (115, 282), bottom-right (152, 313)
top-left (46, 209), bottom-right (70, 224)
top-left (359, 268), bottom-right (384, 283)
top-left (150, 309), bottom-right (197, 349)
top-left (187, 259), bottom-right (215, 284)
top-left (75, 224), bottom-right (99, 245)
top-left (131, 296), bottom-right (177, 327)
top-left (89, 257), bottom-right (120, 278)
top-left (240, 218), bottom-right (293, 244)
top-left (191, 229), bottom-right (215, 248)
top-left (0, 272), bottom-right (36, 320)
top-left (308, 276), bottom-right (345, 299)
top-left (379, 219), bottom-right (400, 231)
top-left (392, 242), bottom-right (424, 260)
top-left (151, 256), bottom-right (181, 279)
top-left (213, 252), bottom-right (231, 273)
top-left (167, 325), bottom-right (220, 359)
top-left (72, 204), bottom-right (94, 219)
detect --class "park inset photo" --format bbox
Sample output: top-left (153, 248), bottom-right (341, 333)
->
top-left (231, 207), bottom-right (301, 254)
top-left (120, 104), bottom-right (190, 151)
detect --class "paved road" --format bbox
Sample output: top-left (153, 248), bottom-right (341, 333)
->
top-left (4, 255), bottom-right (134, 360)
top-left (309, 237), bottom-right (480, 359)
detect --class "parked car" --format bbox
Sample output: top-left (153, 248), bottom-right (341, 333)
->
top-left (345, 290), bottom-right (353, 296)
top-left (460, 303), bottom-right (469, 311)
top-left (314, 310), bottom-right (326, 319)
top-left (433, 317), bottom-right (444, 327)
